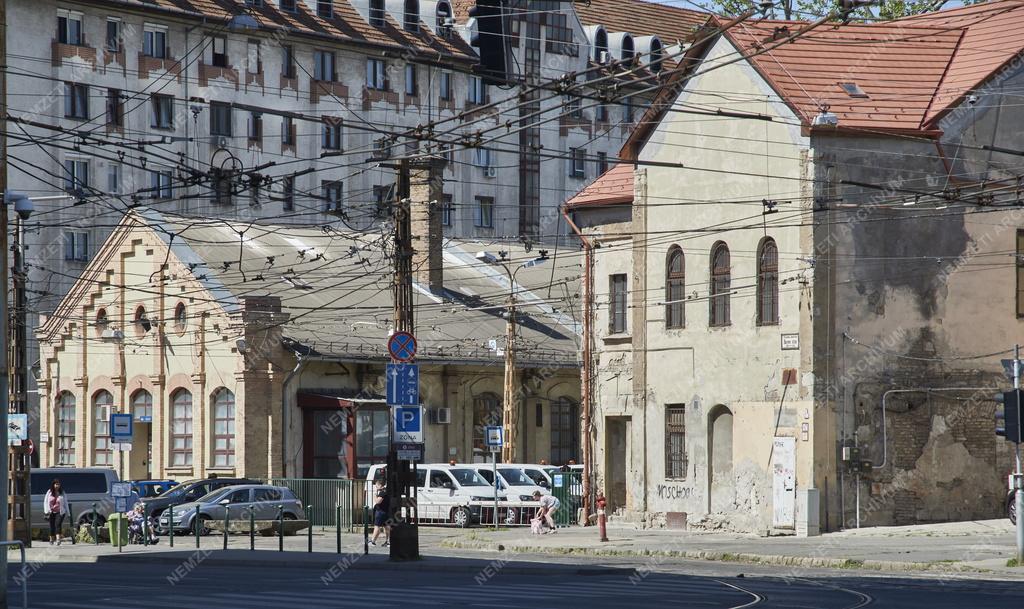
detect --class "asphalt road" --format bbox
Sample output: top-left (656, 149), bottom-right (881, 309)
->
top-left (12, 558), bottom-right (1024, 608)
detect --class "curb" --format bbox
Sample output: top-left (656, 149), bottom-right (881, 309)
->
top-left (439, 540), bottom-right (993, 576)
top-left (32, 550), bottom-right (621, 577)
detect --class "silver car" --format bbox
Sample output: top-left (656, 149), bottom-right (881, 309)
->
top-left (158, 484), bottom-right (304, 535)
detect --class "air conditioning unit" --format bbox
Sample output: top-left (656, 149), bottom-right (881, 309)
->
top-left (484, 166), bottom-right (497, 178)
top-left (209, 136), bottom-right (229, 148)
top-left (432, 407), bottom-right (452, 424)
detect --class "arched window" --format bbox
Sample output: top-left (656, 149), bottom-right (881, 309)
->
top-left (369, 0), bottom-right (385, 26)
top-left (93, 390), bottom-right (113, 466)
top-left (404, 0), bottom-right (419, 33)
top-left (650, 38), bottom-right (664, 73)
top-left (757, 238), bottom-right (779, 325)
top-left (436, 1), bottom-right (452, 37)
top-left (550, 397), bottom-right (580, 465)
top-left (212, 388), bottom-right (236, 468)
top-left (621, 35), bottom-right (635, 62)
top-left (131, 389), bottom-right (153, 421)
top-left (665, 246), bottom-right (685, 328)
top-left (134, 306), bottom-right (151, 335)
top-left (56, 392), bottom-right (76, 465)
top-left (95, 308), bottom-right (109, 336)
top-left (170, 389), bottom-right (193, 467)
top-left (472, 392), bottom-right (501, 455)
top-left (174, 302), bottom-right (187, 331)
top-left (709, 242), bottom-right (731, 327)
top-left (594, 29), bottom-right (608, 63)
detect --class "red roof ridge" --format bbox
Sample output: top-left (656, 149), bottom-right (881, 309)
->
top-left (565, 164), bottom-right (635, 209)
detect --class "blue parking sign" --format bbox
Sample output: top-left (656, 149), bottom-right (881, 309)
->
top-left (393, 406), bottom-right (423, 443)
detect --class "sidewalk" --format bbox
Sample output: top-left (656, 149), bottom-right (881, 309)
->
top-left (440, 519), bottom-right (1024, 577)
top-left (16, 519), bottom-right (1024, 579)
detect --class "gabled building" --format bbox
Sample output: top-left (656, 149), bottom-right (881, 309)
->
top-left (36, 195), bottom-right (582, 480)
top-left (568, 0), bottom-right (1024, 533)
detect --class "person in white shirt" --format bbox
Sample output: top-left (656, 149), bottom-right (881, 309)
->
top-left (43, 479), bottom-right (69, 545)
top-left (532, 491), bottom-right (560, 533)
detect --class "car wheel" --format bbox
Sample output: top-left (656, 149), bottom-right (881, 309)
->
top-left (194, 514), bottom-right (212, 536)
top-left (452, 507), bottom-right (472, 528)
top-left (1010, 492), bottom-right (1018, 525)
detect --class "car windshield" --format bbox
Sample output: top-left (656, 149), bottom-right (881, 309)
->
top-left (497, 468), bottom-right (534, 486)
top-left (523, 470), bottom-right (549, 486)
top-left (162, 480), bottom-right (199, 496)
top-left (448, 469), bottom-right (489, 487)
top-left (195, 488), bottom-right (230, 503)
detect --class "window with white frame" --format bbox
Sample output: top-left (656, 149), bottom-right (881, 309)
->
top-left (366, 58), bottom-right (387, 90)
top-left (151, 94), bottom-right (173, 129)
top-left (143, 24), bottom-right (168, 59)
top-left (210, 102), bottom-right (233, 136)
top-left (56, 392), bottom-right (76, 465)
top-left (93, 391), bottom-right (113, 466)
top-left (107, 163), bottom-right (121, 194)
top-left (468, 76), bottom-right (486, 104)
top-left (566, 95), bottom-right (582, 119)
top-left (63, 159), bottom-right (89, 194)
top-left (569, 148), bottom-right (586, 178)
top-left (64, 83), bottom-right (89, 119)
top-left (212, 388), bottom-right (236, 467)
top-left (57, 9), bottom-right (84, 45)
top-left (473, 147), bottom-right (491, 168)
top-left (474, 196), bottom-right (494, 228)
top-left (64, 231), bottom-right (89, 262)
top-left (210, 35), bottom-right (228, 67)
top-left (322, 117), bottom-right (342, 150)
top-left (439, 71), bottom-right (452, 101)
top-left (322, 180), bottom-right (343, 212)
top-left (170, 389), bottom-right (193, 467)
top-left (313, 50), bottom-right (335, 81)
top-left (405, 64), bottom-right (418, 97)
top-left (106, 18), bottom-right (121, 53)
top-left (245, 40), bottom-right (261, 74)
top-left (150, 170), bottom-right (173, 199)
top-left (441, 193), bottom-right (453, 226)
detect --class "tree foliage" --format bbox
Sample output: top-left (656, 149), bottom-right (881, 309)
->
top-left (707, 0), bottom-right (990, 22)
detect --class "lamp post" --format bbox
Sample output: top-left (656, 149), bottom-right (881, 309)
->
top-left (1, 191), bottom-right (33, 609)
top-left (476, 251), bottom-right (548, 463)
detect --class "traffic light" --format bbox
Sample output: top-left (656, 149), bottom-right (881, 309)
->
top-left (468, 0), bottom-right (509, 85)
top-left (995, 389), bottom-right (1024, 443)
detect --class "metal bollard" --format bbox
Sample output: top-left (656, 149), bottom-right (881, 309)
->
top-left (223, 505), bottom-right (230, 551)
top-left (68, 502), bottom-right (76, 545)
top-left (249, 507), bottom-right (255, 551)
top-left (363, 506), bottom-right (369, 555)
top-left (91, 503), bottom-right (98, 546)
top-left (195, 512), bottom-right (201, 549)
top-left (336, 505), bottom-right (342, 554)
top-left (169, 510), bottom-right (174, 548)
top-left (307, 505), bottom-right (313, 553)
top-left (277, 505), bottom-right (284, 552)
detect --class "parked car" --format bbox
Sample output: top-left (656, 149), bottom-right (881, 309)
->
top-left (130, 480), bottom-right (177, 499)
top-left (468, 465), bottom-right (545, 524)
top-left (503, 463), bottom-right (554, 489)
top-left (142, 477), bottom-right (259, 519)
top-left (30, 467), bottom-right (119, 530)
top-left (365, 463), bottom-right (503, 527)
top-left (158, 484), bottom-right (304, 535)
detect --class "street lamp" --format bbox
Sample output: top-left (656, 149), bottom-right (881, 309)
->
top-left (476, 250), bottom-right (549, 462)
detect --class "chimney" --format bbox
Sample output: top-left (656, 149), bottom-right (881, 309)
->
top-left (409, 158), bottom-right (446, 294)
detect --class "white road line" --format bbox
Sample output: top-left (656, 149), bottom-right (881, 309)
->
top-left (714, 579), bottom-right (765, 609)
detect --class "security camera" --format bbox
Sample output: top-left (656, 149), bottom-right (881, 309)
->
top-left (966, 94), bottom-right (979, 105)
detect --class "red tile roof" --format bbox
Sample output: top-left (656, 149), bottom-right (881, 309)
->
top-left (111, 0), bottom-right (476, 60)
top-left (724, 19), bottom-right (962, 132)
top-left (564, 163), bottom-right (634, 209)
top-left (898, 0), bottom-right (1024, 125)
top-left (574, 0), bottom-right (709, 47)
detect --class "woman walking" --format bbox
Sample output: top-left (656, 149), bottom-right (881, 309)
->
top-left (43, 479), bottom-right (69, 545)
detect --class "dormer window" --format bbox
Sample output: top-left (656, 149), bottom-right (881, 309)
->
top-left (436, 1), bottom-right (452, 38)
top-left (404, 0), bottom-right (419, 33)
top-left (280, 0), bottom-right (297, 12)
top-left (621, 35), bottom-right (635, 62)
top-left (369, 0), bottom-right (385, 27)
top-left (317, 0), bottom-right (333, 19)
top-left (594, 28), bottom-right (608, 63)
top-left (649, 38), bottom-right (664, 72)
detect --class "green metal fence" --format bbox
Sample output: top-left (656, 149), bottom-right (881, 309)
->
top-left (267, 478), bottom-right (367, 530)
top-left (551, 471), bottom-right (582, 527)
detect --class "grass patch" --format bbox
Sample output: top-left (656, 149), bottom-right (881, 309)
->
top-left (1007, 558), bottom-right (1021, 568)
top-left (839, 559), bottom-right (865, 569)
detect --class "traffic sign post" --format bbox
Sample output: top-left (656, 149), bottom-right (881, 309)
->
top-left (392, 406), bottom-right (423, 443)
top-left (388, 331), bottom-right (417, 363)
top-left (386, 363), bottom-right (419, 406)
top-left (110, 414), bottom-right (133, 443)
top-left (485, 426), bottom-right (503, 530)
top-left (6, 413), bottom-right (27, 445)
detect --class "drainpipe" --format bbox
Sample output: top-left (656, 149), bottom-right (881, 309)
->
top-left (563, 207), bottom-right (593, 524)
top-left (281, 355), bottom-right (307, 478)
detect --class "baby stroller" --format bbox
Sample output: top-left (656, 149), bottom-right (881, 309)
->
top-left (127, 503), bottom-right (158, 545)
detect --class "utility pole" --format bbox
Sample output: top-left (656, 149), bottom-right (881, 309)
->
top-left (1015, 344), bottom-right (1023, 564)
top-left (501, 295), bottom-right (517, 463)
top-left (9, 215), bottom-right (29, 547)
top-left (0, 0), bottom-right (11, 602)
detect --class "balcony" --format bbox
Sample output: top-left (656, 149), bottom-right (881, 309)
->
top-left (51, 40), bottom-right (96, 69)
top-left (138, 53), bottom-right (182, 81)
top-left (199, 61), bottom-right (239, 90)
top-left (310, 79), bottom-right (349, 105)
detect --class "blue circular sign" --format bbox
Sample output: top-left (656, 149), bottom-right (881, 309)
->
top-left (388, 331), bottom-right (417, 362)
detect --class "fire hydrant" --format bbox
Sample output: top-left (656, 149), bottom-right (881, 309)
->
top-left (596, 494), bottom-right (608, 542)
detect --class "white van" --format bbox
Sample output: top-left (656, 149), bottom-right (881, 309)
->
top-left (502, 463), bottom-right (554, 490)
top-left (365, 463), bottom-right (504, 527)
top-left (469, 465), bottom-right (546, 525)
